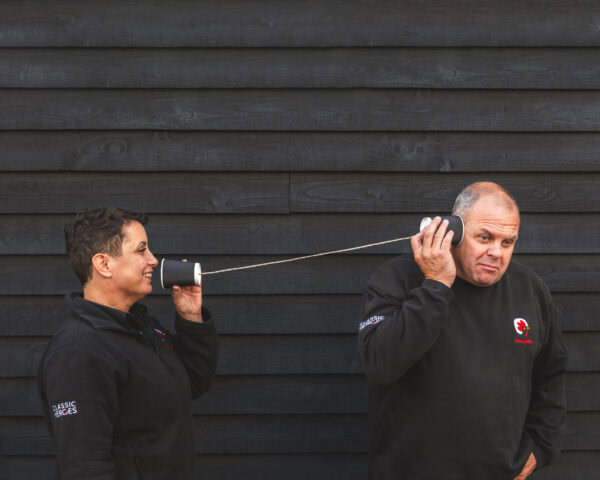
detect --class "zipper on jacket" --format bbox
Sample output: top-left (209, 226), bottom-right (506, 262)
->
top-left (138, 329), bottom-right (165, 363)
top-left (134, 449), bottom-right (145, 480)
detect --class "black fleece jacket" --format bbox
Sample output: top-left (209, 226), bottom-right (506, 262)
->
top-left (358, 255), bottom-right (567, 480)
top-left (38, 293), bottom-right (218, 480)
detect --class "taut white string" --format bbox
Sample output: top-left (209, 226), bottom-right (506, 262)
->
top-left (201, 235), bottom-right (414, 276)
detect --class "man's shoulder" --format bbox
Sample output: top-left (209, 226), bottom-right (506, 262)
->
top-left (368, 254), bottom-right (423, 292)
top-left (505, 259), bottom-right (553, 300)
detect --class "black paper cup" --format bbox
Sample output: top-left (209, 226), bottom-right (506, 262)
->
top-left (419, 216), bottom-right (464, 246)
top-left (160, 259), bottom-right (202, 289)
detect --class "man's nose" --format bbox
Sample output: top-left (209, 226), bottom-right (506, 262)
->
top-left (488, 243), bottom-right (502, 258)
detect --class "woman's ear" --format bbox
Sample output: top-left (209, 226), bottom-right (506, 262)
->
top-left (91, 253), bottom-right (112, 279)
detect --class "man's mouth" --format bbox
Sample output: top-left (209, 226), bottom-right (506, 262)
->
top-left (479, 264), bottom-right (499, 272)
top-left (143, 272), bottom-right (153, 278)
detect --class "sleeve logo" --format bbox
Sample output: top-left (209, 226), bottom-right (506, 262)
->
top-left (52, 401), bottom-right (78, 418)
top-left (359, 315), bottom-right (385, 331)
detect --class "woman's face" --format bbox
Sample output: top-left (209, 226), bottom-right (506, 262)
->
top-left (107, 221), bottom-right (158, 303)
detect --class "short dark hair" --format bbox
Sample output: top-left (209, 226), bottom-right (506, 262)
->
top-left (64, 208), bottom-right (149, 286)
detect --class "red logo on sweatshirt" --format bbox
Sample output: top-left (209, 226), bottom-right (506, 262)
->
top-left (513, 318), bottom-right (533, 344)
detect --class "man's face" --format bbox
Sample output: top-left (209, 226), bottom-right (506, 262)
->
top-left (452, 196), bottom-right (520, 287)
top-left (108, 221), bottom-right (158, 303)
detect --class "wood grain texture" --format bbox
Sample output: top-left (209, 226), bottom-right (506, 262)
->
top-left (0, 173), bottom-right (288, 214)
top-left (2, 292), bottom-right (597, 337)
top-left (2, 375), bottom-right (368, 416)
top-left (0, 334), bottom-right (361, 377)
top-left (2, 89), bottom-right (600, 131)
top-left (1, 1), bottom-right (599, 47)
top-left (1, 254), bottom-right (598, 295)
top-left (3, 213), bottom-right (599, 255)
top-left (291, 173), bottom-right (600, 213)
top-left (4, 48), bottom-right (600, 89)
top-left (5, 372), bottom-right (599, 416)
top-left (2, 412), bottom-right (598, 455)
top-left (2, 414), bottom-right (366, 455)
top-left (4, 454), bottom-right (368, 480)
top-left (2, 131), bottom-right (600, 172)
top-left (4, 452), bottom-right (600, 480)
top-left (1, 332), bottom-right (596, 378)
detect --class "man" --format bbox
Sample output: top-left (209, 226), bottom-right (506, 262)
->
top-left (358, 182), bottom-right (567, 479)
top-left (38, 208), bottom-right (218, 479)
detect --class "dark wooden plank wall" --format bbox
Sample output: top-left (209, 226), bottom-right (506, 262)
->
top-left (1, 2), bottom-right (599, 479)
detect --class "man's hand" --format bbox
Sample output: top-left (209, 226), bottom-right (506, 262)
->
top-left (411, 216), bottom-right (456, 288)
top-left (171, 260), bottom-right (204, 323)
top-left (514, 453), bottom-right (537, 480)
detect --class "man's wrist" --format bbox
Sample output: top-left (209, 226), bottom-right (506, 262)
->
top-left (425, 275), bottom-right (455, 289)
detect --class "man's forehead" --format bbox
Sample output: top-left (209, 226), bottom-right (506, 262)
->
top-left (468, 212), bottom-right (520, 235)
top-left (466, 195), bottom-right (518, 220)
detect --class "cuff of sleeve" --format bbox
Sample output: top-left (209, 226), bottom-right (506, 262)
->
top-left (422, 279), bottom-right (454, 300)
top-left (530, 442), bottom-right (547, 470)
top-left (175, 307), bottom-right (215, 331)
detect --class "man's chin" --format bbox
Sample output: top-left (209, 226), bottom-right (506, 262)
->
top-left (473, 272), bottom-right (502, 287)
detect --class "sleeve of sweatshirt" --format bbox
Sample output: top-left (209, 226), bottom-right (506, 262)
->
top-left (173, 307), bottom-right (219, 398)
top-left (358, 262), bottom-right (454, 386)
top-left (39, 347), bottom-right (119, 480)
top-left (522, 298), bottom-right (568, 470)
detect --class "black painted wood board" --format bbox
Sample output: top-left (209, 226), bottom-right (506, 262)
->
top-left (2, 132), bottom-right (600, 172)
top-left (1, 254), bottom-right (597, 295)
top-left (3, 454), bottom-right (369, 480)
top-left (1, 292), bottom-right (597, 337)
top-left (2, 213), bottom-right (599, 255)
top-left (1, 1), bottom-right (600, 47)
top-left (2, 90), bottom-right (600, 131)
top-left (1, 332), bottom-right (596, 378)
top-left (290, 173), bottom-right (600, 213)
top-left (3, 372), bottom-right (598, 416)
top-left (2, 375), bottom-right (368, 416)
top-left (2, 172), bottom-right (600, 214)
top-left (4, 48), bottom-right (600, 89)
top-left (0, 173), bottom-right (289, 214)
top-left (2, 412), bottom-right (598, 455)
top-left (4, 451), bottom-right (600, 480)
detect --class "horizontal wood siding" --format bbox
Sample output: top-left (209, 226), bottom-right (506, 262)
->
top-left (1, 1), bottom-right (600, 47)
top-left (1, 2), bottom-right (598, 479)
top-left (1, 132), bottom-right (600, 172)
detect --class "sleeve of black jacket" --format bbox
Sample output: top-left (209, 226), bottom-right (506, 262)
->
top-left (39, 347), bottom-right (119, 480)
top-left (174, 307), bottom-right (219, 398)
top-left (358, 260), bottom-right (454, 386)
top-left (521, 297), bottom-right (568, 470)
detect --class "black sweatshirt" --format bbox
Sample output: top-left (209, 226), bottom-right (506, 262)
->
top-left (38, 293), bottom-right (218, 480)
top-left (358, 255), bottom-right (567, 480)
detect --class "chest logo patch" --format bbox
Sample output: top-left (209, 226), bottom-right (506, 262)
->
top-left (52, 401), bottom-right (78, 418)
top-left (514, 318), bottom-right (533, 344)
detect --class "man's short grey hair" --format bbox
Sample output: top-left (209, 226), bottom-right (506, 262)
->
top-left (452, 182), bottom-right (519, 219)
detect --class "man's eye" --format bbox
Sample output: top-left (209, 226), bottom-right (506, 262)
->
top-left (479, 236), bottom-right (489, 241)
top-left (138, 248), bottom-right (147, 253)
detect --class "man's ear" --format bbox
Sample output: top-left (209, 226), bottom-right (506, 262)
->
top-left (91, 253), bottom-right (112, 279)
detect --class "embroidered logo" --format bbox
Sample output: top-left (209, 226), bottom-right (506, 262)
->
top-left (359, 315), bottom-right (385, 331)
top-left (154, 327), bottom-right (173, 349)
top-left (513, 318), bottom-right (533, 344)
top-left (52, 401), bottom-right (78, 418)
